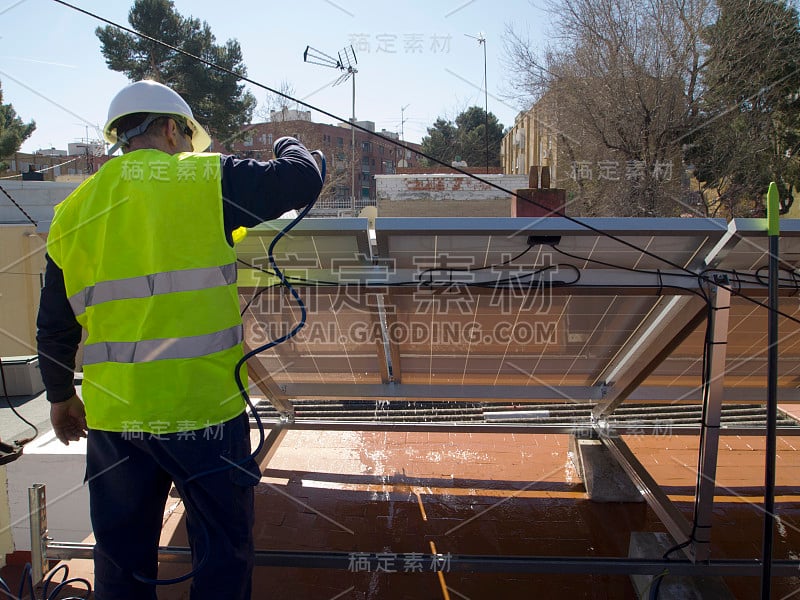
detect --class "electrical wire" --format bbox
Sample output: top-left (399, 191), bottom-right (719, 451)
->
top-left (130, 152), bottom-right (326, 588)
top-left (551, 245), bottom-right (800, 327)
top-left (648, 297), bottom-right (718, 599)
top-left (0, 182), bottom-right (37, 226)
top-left (0, 562), bottom-right (91, 600)
top-left (417, 243), bottom-right (534, 283)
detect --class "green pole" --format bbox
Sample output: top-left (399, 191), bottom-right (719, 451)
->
top-left (761, 181), bottom-right (779, 599)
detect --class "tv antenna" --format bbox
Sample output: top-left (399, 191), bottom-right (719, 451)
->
top-left (465, 32), bottom-right (489, 173)
top-left (304, 44), bottom-right (359, 214)
top-left (400, 104), bottom-right (410, 142)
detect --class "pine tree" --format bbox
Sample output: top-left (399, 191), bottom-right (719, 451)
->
top-left (421, 107), bottom-right (504, 168)
top-left (686, 0), bottom-right (800, 216)
top-left (96, 0), bottom-right (256, 149)
top-left (0, 81), bottom-right (36, 169)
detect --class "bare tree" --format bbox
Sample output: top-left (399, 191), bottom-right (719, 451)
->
top-left (255, 80), bottom-right (297, 123)
top-left (504, 0), bottom-right (714, 216)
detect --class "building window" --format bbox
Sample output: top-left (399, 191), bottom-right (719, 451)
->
top-left (361, 141), bottom-right (371, 153)
top-left (243, 132), bottom-right (253, 147)
top-left (337, 137), bottom-right (344, 147)
top-left (268, 134), bottom-right (273, 145)
top-left (361, 186), bottom-right (370, 199)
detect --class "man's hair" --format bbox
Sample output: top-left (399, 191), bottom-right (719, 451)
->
top-left (111, 112), bottom-right (174, 150)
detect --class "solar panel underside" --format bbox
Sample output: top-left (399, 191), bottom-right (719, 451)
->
top-left (238, 217), bottom-right (800, 406)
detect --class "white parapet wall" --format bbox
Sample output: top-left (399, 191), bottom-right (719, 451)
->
top-left (0, 224), bottom-right (47, 357)
top-left (0, 180), bottom-right (78, 229)
top-left (0, 181), bottom-right (78, 357)
top-left (0, 466), bottom-right (13, 566)
top-left (375, 173), bottom-right (528, 217)
top-left (7, 431), bottom-right (91, 552)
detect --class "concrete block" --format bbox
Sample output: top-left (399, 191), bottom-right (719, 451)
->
top-left (569, 436), bottom-right (644, 503)
top-left (629, 532), bottom-right (735, 599)
top-left (7, 430), bottom-right (90, 551)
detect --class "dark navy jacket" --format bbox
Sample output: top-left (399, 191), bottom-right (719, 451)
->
top-left (36, 137), bottom-right (322, 403)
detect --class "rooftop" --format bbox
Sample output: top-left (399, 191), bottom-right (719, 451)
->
top-left (3, 215), bottom-right (800, 598)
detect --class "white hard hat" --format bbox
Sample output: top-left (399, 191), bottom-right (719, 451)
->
top-left (103, 80), bottom-right (212, 153)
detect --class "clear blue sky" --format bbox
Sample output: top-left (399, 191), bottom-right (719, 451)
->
top-left (1, 0), bottom-right (549, 153)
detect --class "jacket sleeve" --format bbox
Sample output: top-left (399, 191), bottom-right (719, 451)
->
top-left (36, 254), bottom-right (82, 403)
top-left (220, 136), bottom-right (323, 242)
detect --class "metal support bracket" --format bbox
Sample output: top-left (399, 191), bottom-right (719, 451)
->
top-left (28, 483), bottom-right (47, 586)
top-left (598, 434), bottom-right (695, 561)
top-left (692, 278), bottom-right (731, 561)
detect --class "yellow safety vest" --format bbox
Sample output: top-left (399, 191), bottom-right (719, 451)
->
top-left (47, 149), bottom-right (246, 433)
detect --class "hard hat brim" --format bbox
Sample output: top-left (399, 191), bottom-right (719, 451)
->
top-left (104, 112), bottom-right (212, 153)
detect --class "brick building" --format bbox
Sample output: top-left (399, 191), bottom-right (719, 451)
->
top-left (216, 116), bottom-right (423, 216)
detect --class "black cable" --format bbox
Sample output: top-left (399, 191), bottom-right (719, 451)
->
top-left (239, 281), bottom-right (283, 316)
top-left (0, 357), bottom-right (39, 445)
top-left (239, 254), bottom-right (718, 301)
top-left (418, 244), bottom-right (535, 284)
top-left (0, 183), bottom-right (37, 226)
top-left (0, 562), bottom-right (91, 600)
top-left (651, 298), bottom-right (718, 599)
top-left (552, 245), bottom-right (800, 326)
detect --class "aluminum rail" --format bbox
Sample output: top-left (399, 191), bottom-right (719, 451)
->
top-left (46, 543), bottom-right (800, 577)
top-left (250, 420), bottom-right (800, 436)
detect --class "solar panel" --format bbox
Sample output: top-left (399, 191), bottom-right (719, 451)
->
top-left (240, 217), bottom-right (800, 406)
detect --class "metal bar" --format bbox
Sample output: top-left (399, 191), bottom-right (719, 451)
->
top-left (259, 421), bottom-right (593, 434)
top-left (240, 270), bottom-right (789, 296)
top-left (28, 483), bottom-right (47, 586)
top-left (281, 383), bottom-right (602, 401)
top-left (693, 280), bottom-right (731, 562)
top-left (45, 542), bottom-right (800, 577)
top-left (599, 434), bottom-right (695, 561)
top-left (763, 227), bottom-right (780, 597)
top-left (242, 339), bottom-right (295, 416)
top-left (258, 384), bottom-right (800, 403)
top-left (253, 424), bottom-right (288, 467)
top-left (251, 420), bottom-right (800, 436)
top-left (373, 292), bottom-right (402, 383)
top-left (384, 291), bottom-right (403, 383)
top-left (593, 299), bottom-right (708, 419)
top-left (627, 386), bottom-right (800, 403)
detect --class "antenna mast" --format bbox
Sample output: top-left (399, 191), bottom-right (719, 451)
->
top-left (304, 44), bottom-right (359, 214)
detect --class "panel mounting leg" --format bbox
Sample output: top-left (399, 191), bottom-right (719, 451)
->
top-left (28, 483), bottom-right (47, 586)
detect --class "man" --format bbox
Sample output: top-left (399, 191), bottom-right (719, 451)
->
top-left (36, 80), bottom-right (322, 599)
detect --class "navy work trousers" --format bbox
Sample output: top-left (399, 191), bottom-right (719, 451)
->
top-left (86, 412), bottom-right (260, 599)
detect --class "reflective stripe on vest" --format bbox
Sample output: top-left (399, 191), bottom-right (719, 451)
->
top-left (47, 150), bottom-right (247, 433)
top-left (83, 323), bottom-right (243, 365)
top-left (68, 262), bottom-right (237, 317)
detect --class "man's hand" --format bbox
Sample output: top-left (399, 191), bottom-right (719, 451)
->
top-left (50, 395), bottom-right (88, 445)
